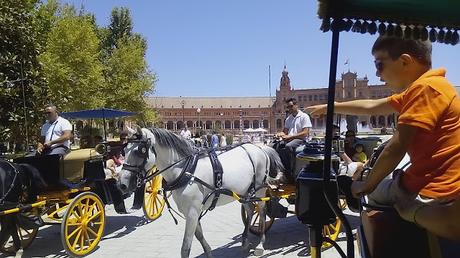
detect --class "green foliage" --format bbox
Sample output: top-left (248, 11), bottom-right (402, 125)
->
top-left (0, 0), bottom-right (47, 144)
top-left (39, 9), bottom-right (105, 111)
top-left (0, 1), bottom-right (157, 146)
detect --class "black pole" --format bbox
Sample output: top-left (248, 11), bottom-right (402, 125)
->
top-left (20, 62), bottom-right (29, 149)
top-left (323, 27), bottom-right (354, 257)
top-left (103, 109), bottom-right (107, 141)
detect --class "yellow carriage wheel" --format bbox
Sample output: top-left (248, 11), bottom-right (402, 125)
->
top-left (61, 192), bottom-right (105, 257)
top-left (321, 199), bottom-right (346, 249)
top-left (142, 169), bottom-right (166, 221)
top-left (240, 202), bottom-right (275, 236)
top-left (0, 209), bottom-right (39, 254)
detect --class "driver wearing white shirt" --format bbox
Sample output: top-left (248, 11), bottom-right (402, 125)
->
top-left (37, 104), bottom-right (72, 156)
top-left (273, 98), bottom-right (312, 182)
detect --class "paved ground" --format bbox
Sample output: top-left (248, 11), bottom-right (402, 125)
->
top-left (2, 195), bottom-right (361, 258)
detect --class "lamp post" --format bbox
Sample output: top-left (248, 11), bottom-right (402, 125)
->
top-left (239, 109), bottom-right (243, 135)
top-left (197, 108), bottom-right (201, 132)
top-left (180, 98), bottom-right (185, 130)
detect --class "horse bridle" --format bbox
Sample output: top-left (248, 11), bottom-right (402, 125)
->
top-left (0, 160), bottom-right (20, 206)
top-left (122, 137), bottom-right (156, 187)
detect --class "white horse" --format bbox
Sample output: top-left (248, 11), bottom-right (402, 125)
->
top-left (118, 127), bottom-right (284, 258)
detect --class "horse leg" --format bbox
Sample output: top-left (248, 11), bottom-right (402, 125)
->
top-left (194, 221), bottom-right (213, 258)
top-left (241, 203), bottom-right (254, 251)
top-left (254, 201), bottom-right (266, 256)
top-left (181, 207), bottom-right (200, 258)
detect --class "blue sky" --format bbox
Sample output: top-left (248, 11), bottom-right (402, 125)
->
top-left (63, 0), bottom-right (460, 97)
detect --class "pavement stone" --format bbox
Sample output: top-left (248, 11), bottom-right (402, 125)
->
top-left (1, 195), bottom-right (360, 258)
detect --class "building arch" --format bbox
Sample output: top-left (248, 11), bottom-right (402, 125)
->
top-left (166, 121), bottom-right (174, 130)
top-left (378, 115), bottom-right (386, 127)
top-left (177, 121), bottom-right (184, 130)
top-left (243, 120), bottom-right (250, 129)
top-left (253, 120), bottom-right (259, 128)
top-left (224, 120), bottom-right (231, 129)
top-left (234, 120), bottom-right (240, 129)
top-left (205, 120), bottom-right (212, 130)
top-left (370, 116), bottom-right (377, 128)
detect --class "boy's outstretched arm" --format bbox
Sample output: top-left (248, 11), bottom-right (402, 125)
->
top-left (305, 98), bottom-right (395, 116)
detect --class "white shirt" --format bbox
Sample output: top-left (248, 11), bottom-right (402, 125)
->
top-left (284, 110), bottom-right (312, 141)
top-left (220, 136), bottom-right (227, 147)
top-left (41, 116), bottom-right (72, 148)
top-left (180, 129), bottom-right (191, 139)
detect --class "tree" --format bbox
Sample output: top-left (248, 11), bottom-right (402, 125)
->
top-left (39, 8), bottom-right (105, 111)
top-left (0, 0), bottom-right (47, 148)
top-left (104, 36), bottom-right (156, 120)
top-left (101, 7), bottom-right (156, 122)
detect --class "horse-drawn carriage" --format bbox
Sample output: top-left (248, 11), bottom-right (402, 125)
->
top-left (0, 109), bottom-right (166, 257)
top-left (301, 1), bottom-right (460, 258)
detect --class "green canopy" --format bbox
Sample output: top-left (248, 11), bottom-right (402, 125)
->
top-left (318, 0), bottom-right (460, 45)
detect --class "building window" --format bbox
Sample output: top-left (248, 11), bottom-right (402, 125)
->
top-left (309, 95), bottom-right (312, 101)
top-left (314, 95), bottom-right (318, 101)
top-left (276, 119), bottom-right (282, 129)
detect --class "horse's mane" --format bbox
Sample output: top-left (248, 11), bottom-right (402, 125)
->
top-left (148, 128), bottom-right (194, 157)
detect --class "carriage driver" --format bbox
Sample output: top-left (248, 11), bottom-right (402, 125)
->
top-left (36, 104), bottom-right (72, 156)
top-left (272, 98), bottom-right (312, 183)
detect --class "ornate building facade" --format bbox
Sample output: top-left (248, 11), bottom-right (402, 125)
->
top-left (146, 66), bottom-right (397, 134)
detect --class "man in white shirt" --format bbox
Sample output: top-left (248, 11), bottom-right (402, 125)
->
top-left (180, 126), bottom-right (191, 140)
top-left (37, 104), bottom-right (72, 156)
top-left (274, 98), bottom-right (312, 182)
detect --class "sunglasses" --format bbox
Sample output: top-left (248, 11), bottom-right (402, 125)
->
top-left (286, 104), bottom-right (295, 109)
top-left (43, 111), bottom-right (52, 115)
top-left (374, 59), bottom-right (384, 73)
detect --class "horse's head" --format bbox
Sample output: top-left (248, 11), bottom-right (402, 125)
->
top-left (0, 160), bottom-right (47, 204)
top-left (118, 127), bottom-right (157, 194)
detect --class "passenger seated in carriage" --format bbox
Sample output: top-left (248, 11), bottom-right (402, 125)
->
top-left (272, 97), bottom-right (312, 183)
top-left (307, 35), bottom-right (460, 223)
top-left (36, 104), bottom-right (72, 156)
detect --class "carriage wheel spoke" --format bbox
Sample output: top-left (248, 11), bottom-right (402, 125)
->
top-left (87, 210), bottom-right (102, 221)
top-left (84, 230), bottom-right (92, 246)
top-left (87, 226), bottom-right (98, 238)
top-left (72, 229), bottom-right (82, 249)
top-left (68, 226), bottom-right (82, 239)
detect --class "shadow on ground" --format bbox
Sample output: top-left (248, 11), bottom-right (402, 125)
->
top-left (195, 212), bottom-right (361, 258)
top-left (11, 212), bottom-right (149, 258)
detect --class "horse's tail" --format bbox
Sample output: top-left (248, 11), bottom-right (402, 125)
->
top-left (260, 145), bottom-right (285, 178)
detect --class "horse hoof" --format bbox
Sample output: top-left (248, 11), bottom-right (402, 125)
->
top-left (253, 247), bottom-right (264, 256)
top-left (15, 248), bottom-right (23, 258)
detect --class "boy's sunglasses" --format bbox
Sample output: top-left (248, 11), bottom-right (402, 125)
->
top-left (374, 60), bottom-right (384, 73)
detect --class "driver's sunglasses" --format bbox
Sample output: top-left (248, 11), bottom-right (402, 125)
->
top-left (43, 111), bottom-right (52, 115)
top-left (286, 104), bottom-right (295, 109)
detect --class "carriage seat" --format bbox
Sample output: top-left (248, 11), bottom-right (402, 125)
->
top-left (361, 207), bottom-right (436, 258)
top-left (60, 148), bottom-right (102, 183)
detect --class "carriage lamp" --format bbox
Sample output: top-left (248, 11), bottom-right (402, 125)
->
top-left (95, 143), bottom-right (110, 155)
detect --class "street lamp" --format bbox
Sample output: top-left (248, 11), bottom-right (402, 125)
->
top-left (197, 108), bottom-right (201, 131)
top-left (180, 97), bottom-right (185, 130)
top-left (239, 109), bottom-right (243, 135)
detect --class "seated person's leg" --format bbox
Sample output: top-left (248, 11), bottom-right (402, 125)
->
top-left (283, 139), bottom-right (304, 179)
top-left (46, 146), bottom-right (69, 156)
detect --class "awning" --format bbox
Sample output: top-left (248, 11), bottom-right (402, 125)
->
top-left (61, 108), bottom-right (137, 119)
top-left (317, 0), bottom-right (460, 45)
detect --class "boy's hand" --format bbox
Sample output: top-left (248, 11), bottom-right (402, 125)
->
top-left (305, 104), bottom-right (327, 117)
top-left (351, 180), bottom-right (373, 198)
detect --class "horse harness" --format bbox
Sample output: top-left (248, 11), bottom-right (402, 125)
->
top-left (125, 136), bottom-right (268, 221)
top-left (0, 160), bottom-right (21, 207)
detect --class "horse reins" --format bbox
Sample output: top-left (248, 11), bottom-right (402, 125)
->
top-left (0, 160), bottom-right (20, 206)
